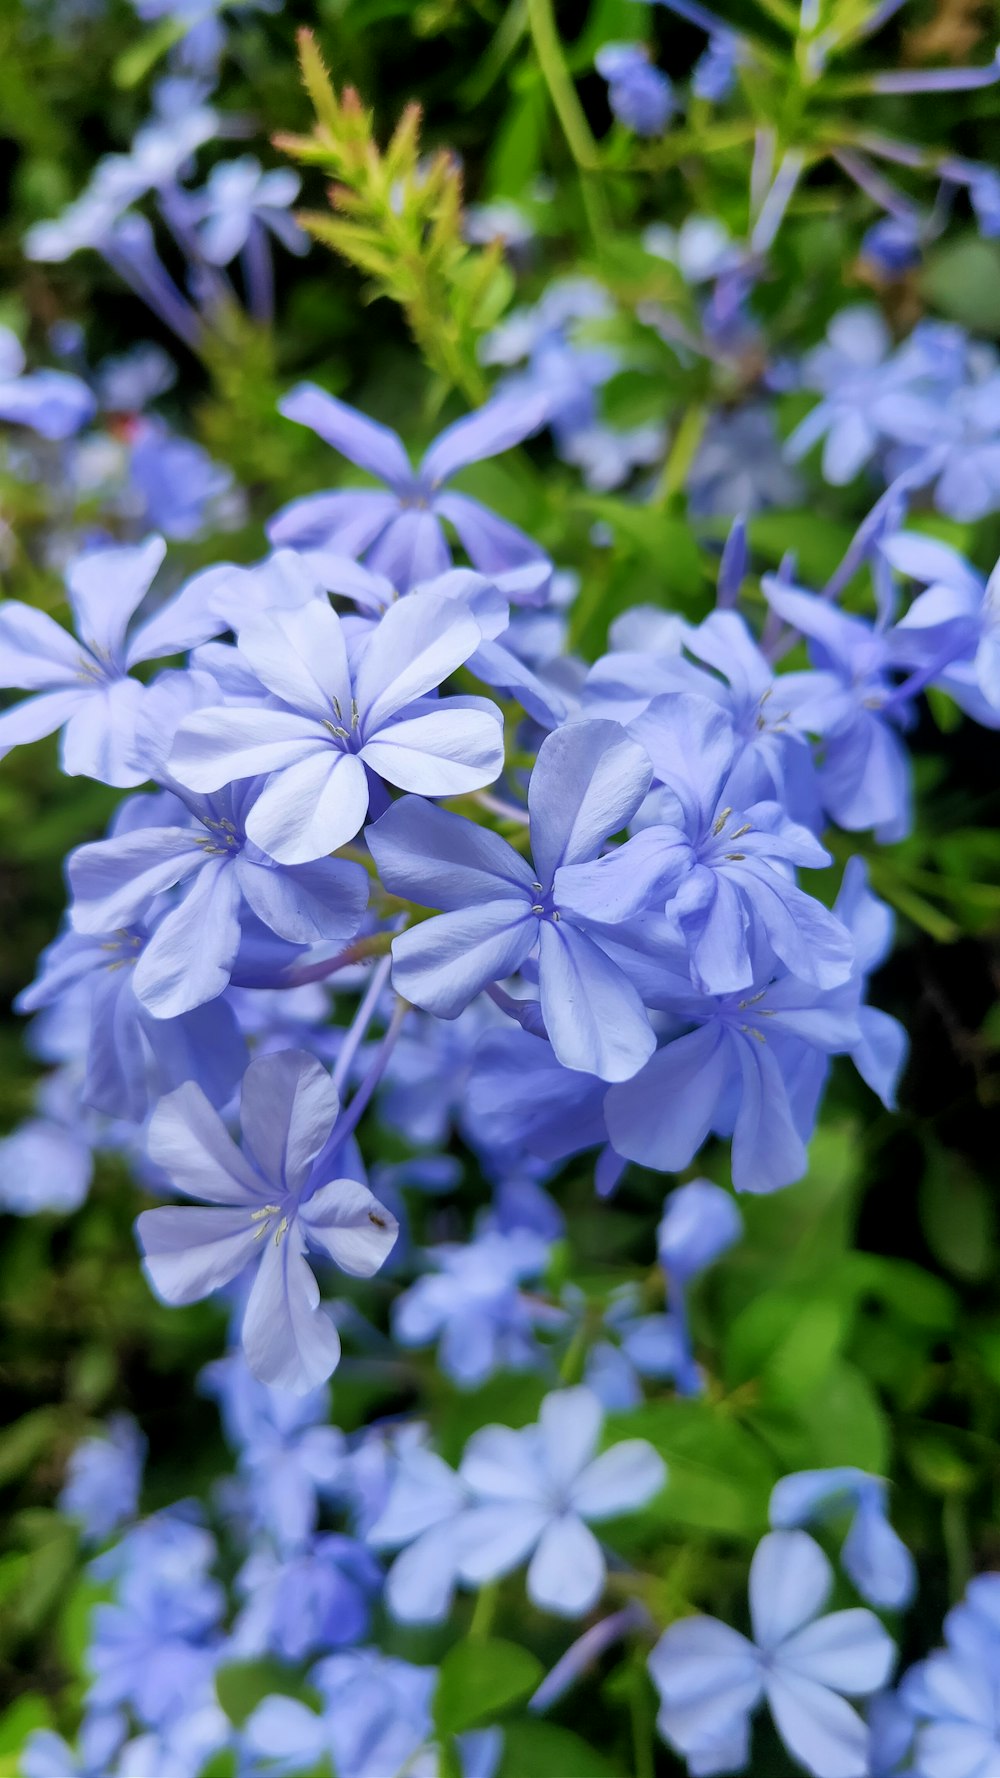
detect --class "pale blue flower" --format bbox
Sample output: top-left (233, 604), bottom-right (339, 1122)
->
top-left (650, 1529), bottom-right (895, 1776)
top-left (456, 1386), bottom-right (666, 1617)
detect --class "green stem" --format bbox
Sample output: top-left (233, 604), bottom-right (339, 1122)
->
top-left (655, 403), bottom-right (708, 508)
top-left (628, 1661), bottom-right (656, 1778)
top-left (525, 0), bottom-right (608, 243)
top-left (469, 1581), bottom-right (499, 1639)
top-left (943, 1493), bottom-right (971, 1600)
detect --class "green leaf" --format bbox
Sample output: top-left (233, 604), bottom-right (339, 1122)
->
top-left (498, 1720), bottom-right (625, 1777)
top-left (578, 499), bottom-right (703, 599)
top-left (725, 1288), bottom-right (850, 1401)
top-left (755, 1362), bottom-right (890, 1474)
top-left (920, 1158), bottom-right (998, 1282)
top-left (433, 1638), bottom-right (543, 1737)
top-left (605, 1401), bottom-right (775, 1536)
top-left (215, 1660), bottom-right (320, 1729)
top-left (113, 14), bottom-right (187, 87)
top-left (0, 1408), bottom-right (58, 1485)
top-left (0, 1695), bottom-right (52, 1758)
top-left (921, 234), bottom-right (1000, 336)
top-left (747, 510), bottom-right (855, 588)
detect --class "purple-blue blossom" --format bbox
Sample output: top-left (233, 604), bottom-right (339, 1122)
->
top-left (649, 1528), bottom-right (896, 1776)
top-left (269, 384), bottom-right (550, 588)
top-left (456, 1385), bottom-right (666, 1617)
top-left (770, 1467), bottom-right (916, 1610)
top-left (168, 592), bottom-right (505, 863)
top-left (136, 1049), bottom-right (398, 1391)
top-left (391, 1226), bottom-right (557, 1388)
top-left (368, 719), bottom-right (658, 1081)
top-left (59, 1415), bottom-right (147, 1545)
top-left (0, 325), bottom-right (95, 439)
top-left (67, 695), bottom-right (369, 1018)
top-left (0, 536), bottom-right (224, 786)
top-left (595, 43), bottom-right (674, 136)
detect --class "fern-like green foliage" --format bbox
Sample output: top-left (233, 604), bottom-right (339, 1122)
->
top-left (275, 30), bottom-right (513, 405)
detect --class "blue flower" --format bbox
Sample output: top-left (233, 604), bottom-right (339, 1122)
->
top-left (595, 43), bottom-right (674, 136)
top-left (649, 1528), bottom-right (896, 1776)
top-left (16, 912), bottom-right (247, 1124)
top-left (366, 1441), bottom-right (471, 1623)
top-left (456, 1386), bottom-right (666, 1617)
top-left (59, 1415), bottom-right (146, 1546)
top-left (23, 1714), bottom-right (126, 1778)
top-left (899, 1629), bottom-right (1000, 1776)
top-left (392, 1226), bottom-right (557, 1389)
top-left (269, 384), bottom-right (550, 588)
top-left (834, 857), bottom-right (908, 1109)
top-left (0, 1068), bottom-right (95, 1215)
top-left (761, 574), bottom-right (915, 839)
top-left (578, 690), bottom-right (854, 995)
top-left (192, 156), bottom-right (308, 264)
top-left (0, 536), bottom-right (224, 787)
top-left (786, 306), bottom-right (904, 485)
top-left (168, 592), bottom-right (505, 864)
top-left (231, 1535), bottom-right (381, 1661)
top-left (137, 1050), bottom-right (398, 1392)
top-left (128, 420), bottom-right (237, 542)
top-left (883, 530), bottom-right (1000, 728)
top-left (244, 1650), bottom-right (502, 1778)
top-left (368, 719), bottom-right (658, 1081)
top-left (87, 1513), bottom-right (225, 1728)
top-left (770, 1468), bottom-right (916, 1610)
top-left (67, 690), bottom-right (369, 1018)
top-left (603, 948), bottom-right (861, 1193)
top-left (0, 325), bottom-right (95, 439)
top-left (692, 34), bottom-right (741, 100)
top-left (658, 1177), bottom-right (743, 1392)
top-left (200, 1350), bottom-right (346, 1553)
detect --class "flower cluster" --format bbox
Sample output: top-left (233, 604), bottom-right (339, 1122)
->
top-left (5, 1), bottom-right (1000, 1775)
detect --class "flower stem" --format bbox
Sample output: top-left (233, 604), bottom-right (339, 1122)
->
top-left (331, 953), bottom-right (394, 1095)
top-left (525, 0), bottom-right (608, 244)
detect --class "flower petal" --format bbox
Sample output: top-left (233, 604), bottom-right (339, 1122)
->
top-left (61, 678), bottom-right (149, 788)
top-left (538, 920), bottom-right (655, 1082)
top-left (750, 1530), bottom-right (832, 1651)
top-left (66, 535), bottom-right (166, 662)
top-left (235, 854), bottom-right (368, 947)
top-left (236, 600), bottom-right (353, 724)
top-left (299, 1176), bottom-right (398, 1276)
top-left (538, 1388), bottom-right (604, 1491)
top-left (528, 720), bottom-right (653, 883)
top-left (571, 1440), bottom-right (667, 1521)
top-left (780, 1609), bottom-right (896, 1696)
top-left (170, 707), bottom-right (328, 793)
top-left (0, 601), bottom-right (88, 689)
top-left (69, 827), bottom-right (206, 933)
top-left (354, 592), bottom-right (482, 731)
top-left (279, 383), bottom-right (413, 487)
top-left (527, 1513), bottom-right (606, 1617)
top-left (240, 1230), bottom-right (342, 1393)
top-left (361, 698), bottom-right (504, 795)
top-left (456, 1503), bottom-right (549, 1584)
top-left (136, 1205), bottom-right (261, 1304)
top-left (764, 1670), bottom-right (871, 1778)
top-left (0, 688), bottom-right (87, 758)
top-left (387, 901), bottom-right (536, 1018)
top-left (420, 392), bottom-right (549, 487)
top-left (367, 794), bottom-right (535, 910)
top-left (605, 1021), bottom-right (730, 1171)
top-left (133, 853), bottom-right (243, 1017)
top-left (239, 1049), bottom-right (339, 1195)
top-left (146, 1079), bottom-right (265, 1204)
top-left (244, 748), bottom-right (370, 865)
